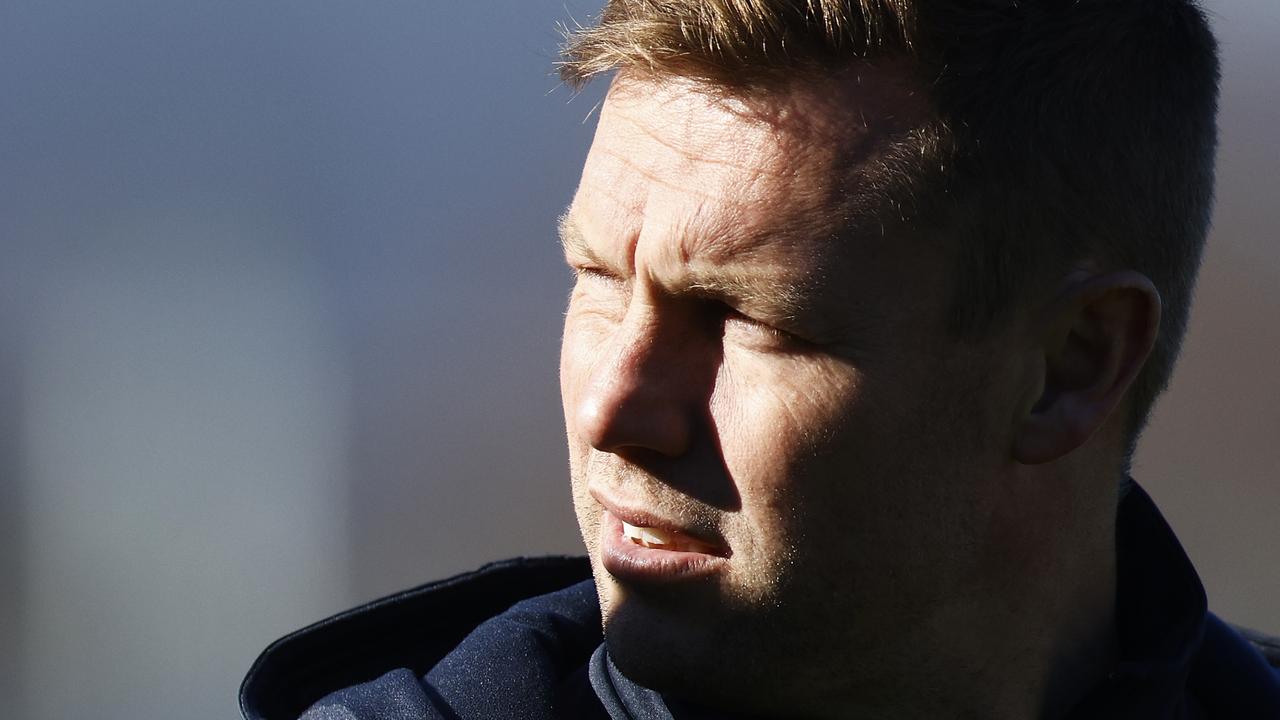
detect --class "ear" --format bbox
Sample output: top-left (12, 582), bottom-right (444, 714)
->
top-left (1013, 271), bottom-right (1161, 465)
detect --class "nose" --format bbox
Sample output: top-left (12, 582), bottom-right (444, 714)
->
top-left (573, 308), bottom-right (713, 458)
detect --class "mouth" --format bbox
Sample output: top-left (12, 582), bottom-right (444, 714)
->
top-left (620, 520), bottom-right (721, 555)
top-left (593, 491), bottom-right (731, 584)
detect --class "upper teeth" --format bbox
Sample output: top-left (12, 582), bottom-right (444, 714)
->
top-left (622, 521), bottom-right (674, 547)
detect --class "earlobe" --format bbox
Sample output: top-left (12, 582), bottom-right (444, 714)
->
top-left (1012, 272), bottom-right (1161, 465)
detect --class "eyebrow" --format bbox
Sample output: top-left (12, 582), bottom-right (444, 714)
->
top-left (557, 208), bottom-right (816, 325)
top-left (557, 211), bottom-right (601, 266)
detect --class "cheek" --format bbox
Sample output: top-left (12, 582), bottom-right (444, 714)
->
top-left (712, 350), bottom-right (863, 475)
top-left (557, 333), bottom-right (579, 424)
top-left (711, 352), bottom-right (867, 542)
top-left (560, 305), bottom-right (625, 474)
top-left (562, 318), bottom-right (604, 554)
top-left (559, 308), bottom-right (608, 428)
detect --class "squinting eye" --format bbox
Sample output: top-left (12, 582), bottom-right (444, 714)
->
top-left (572, 266), bottom-right (623, 286)
top-left (722, 309), bottom-right (796, 346)
top-left (569, 267), bottom-right (629, 315)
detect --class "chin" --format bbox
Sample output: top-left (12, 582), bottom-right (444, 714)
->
top-left (604, 602), bottom-right (717, 698)
top-left (598, 581), bottom-right (764, 709)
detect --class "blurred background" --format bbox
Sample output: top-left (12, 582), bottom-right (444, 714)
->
top-left (0, 1), bottom-right (1275, 718)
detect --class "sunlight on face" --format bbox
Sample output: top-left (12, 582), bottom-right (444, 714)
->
top-left (559, 71), bottom-right (1011, 714)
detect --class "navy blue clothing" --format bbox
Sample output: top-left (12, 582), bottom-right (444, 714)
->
top-left (241, 485), bottom-right (1280, 719)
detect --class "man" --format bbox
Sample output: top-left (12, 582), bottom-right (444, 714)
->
top-left (241, 1), bottom-right (1280, 718)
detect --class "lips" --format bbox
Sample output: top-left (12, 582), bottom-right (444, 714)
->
top-left (592, 489), bottom-right (730, 584)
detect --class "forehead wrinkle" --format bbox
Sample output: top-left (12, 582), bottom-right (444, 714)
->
top-left (597, 148), bottom-right (724, 206)
top-left (610, 73), bottom-right (868, 167)
top-left (615, 112), bottom-right (803, 183)
top-left (604, 98), bottom-right (835, 207)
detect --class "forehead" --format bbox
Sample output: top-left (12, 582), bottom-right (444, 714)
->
top-left (566, 68), bottom-right (935, 296)
top-left (571, 77), bottom-right (865, 266)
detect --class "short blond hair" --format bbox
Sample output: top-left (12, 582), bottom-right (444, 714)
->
top-left (560, 0), bottom-right (1220, 455)
top-left (560, 0), bottom-right (915, 88)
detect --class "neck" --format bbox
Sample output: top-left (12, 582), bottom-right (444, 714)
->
top-left (818, 474), bottom-right (1121, 720)
top-left (852, 548), bottom-right (1118, 719)
top-left (938, 469), bottom-right (1121, 720)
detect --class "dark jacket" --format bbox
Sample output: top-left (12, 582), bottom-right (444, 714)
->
top-left (241, 486), bottom-right (1280, 719)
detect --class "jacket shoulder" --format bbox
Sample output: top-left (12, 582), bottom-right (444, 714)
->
top-left (1188, 614), bottom-right (1280, 716)
top-left (240, 555), bottom-right (592, 720)
top-left (1230, 622), bottom-right (1280, 671)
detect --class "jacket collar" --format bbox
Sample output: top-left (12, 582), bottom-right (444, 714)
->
top-left (239, 556), bottom-right (593, 720)
top-left (1064, 480), bottom-right (1208, 718)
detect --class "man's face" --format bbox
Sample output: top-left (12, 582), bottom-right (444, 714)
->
top-left (560, 72), bottom-right (1019, 711)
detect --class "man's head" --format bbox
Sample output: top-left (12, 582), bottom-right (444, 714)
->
top-left (556, 1), bottom-right (1218, 716)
